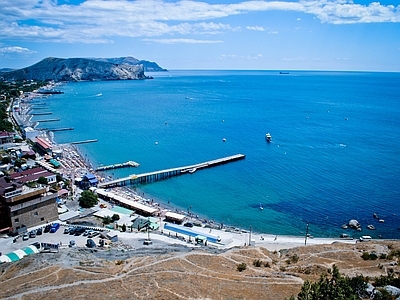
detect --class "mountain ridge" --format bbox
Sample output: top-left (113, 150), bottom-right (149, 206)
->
top-left (0, 56), bottom-right (166, 82)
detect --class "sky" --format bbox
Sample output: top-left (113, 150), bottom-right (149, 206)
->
top-left (0, 0), bottom-right (399, 71)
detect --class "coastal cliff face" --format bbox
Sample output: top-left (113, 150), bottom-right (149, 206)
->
top-left (1, 57), bottom-right (157, 82)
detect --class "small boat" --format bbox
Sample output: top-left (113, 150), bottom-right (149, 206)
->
top-left (259, 203), bottom-right (264, 210)
top-left (222, 138), bottom-right (226, 142)
top-left (379, 219), bottom-right (385, 223)
top-left (265, 133), bottom-right (272, 142)
top-left (340, 233), bottom-right (350, 238)
top-left (341, 224), bottom-right (348, 229)
top-left (373, 213), bottom-right (379, 219)
top-left (367, 224), bottom-right (376, 230)
top-left (189, 168), bottom-right (197, 174)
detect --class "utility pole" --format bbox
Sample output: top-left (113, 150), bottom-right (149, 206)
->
top-left (249, 225), bottom-right (252, 246)
top-left (305, 222), bottom-right (309, 246)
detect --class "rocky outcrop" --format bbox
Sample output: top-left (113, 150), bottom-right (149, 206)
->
top-left (1, 57), bottom-right (154, 82)
top-left (94, 57), bottom-right (167, 72)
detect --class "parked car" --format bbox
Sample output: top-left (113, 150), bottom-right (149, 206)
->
top-left (44, 224), bottom-right (51, 233)
top-left (74, 227), bottom-right (86, 236)
top-left (184, 222), bottom-right (194, 228)
top-left (22, 233), bottom-right (29, 241)
top-left (69, 240), bottom-right (77, 248)
top-left (36, 227), bottom-right (42, 235)
top-left (29, 230), bottom-right (36, 238)
top-left (64, 227), bottom-right (72, 234)
top-left (88, 231), bottom-right (99, 238)
top-left (86, 239), bottom-right (96, 248)
top-left (49, 223), bottom-right (60, 233)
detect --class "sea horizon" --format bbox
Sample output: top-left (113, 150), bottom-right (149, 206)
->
top-left (34, 69), bottom-right (400, 239)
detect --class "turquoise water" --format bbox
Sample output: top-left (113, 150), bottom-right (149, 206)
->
top-left (33, 70), bottom-right (400, 238)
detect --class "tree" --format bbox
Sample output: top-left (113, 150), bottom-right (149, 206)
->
top-left (296, 265), bottom-right (367, 300)
top-left (121, 224), bottom-right (127, 232)
top-left (37, 176), bottom-right (48, 185)
top-left (78, 190), bottom-right (98, 208)
top-left (111, 214), bottom-right (120, 221)
top-left (103, 216), bottom-right (112, 225)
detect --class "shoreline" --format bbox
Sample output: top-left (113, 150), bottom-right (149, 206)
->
top-left (12, 83), bottom-right (364, 250)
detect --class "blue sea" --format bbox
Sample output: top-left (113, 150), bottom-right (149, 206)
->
top-left (32, 70), bottom-right (400, 239)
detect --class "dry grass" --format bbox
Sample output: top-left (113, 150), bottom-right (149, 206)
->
top-left (1, 241), bottom-right (399, 300)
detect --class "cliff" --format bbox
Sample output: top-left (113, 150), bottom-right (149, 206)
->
top-left (0, 57), bottom-right (157, 82)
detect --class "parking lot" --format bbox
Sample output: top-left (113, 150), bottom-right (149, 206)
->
top-left (0, 223), bottom-right (107, 255)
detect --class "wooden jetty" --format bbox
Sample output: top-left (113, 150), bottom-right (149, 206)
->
top-left (35, 118), bottom-right (60, 122)
top-left (31, 112), bottom-right (52, 115)
top-left (98, 154), bottom-right (245, 188)
top-left (71, 139), bottom-right (98, 145)
top-left (96, 161), bottom-right (140, 171)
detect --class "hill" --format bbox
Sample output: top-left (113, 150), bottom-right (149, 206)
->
top-left (1, 240), bottom-right (399, 299)
top-left (0, 57), bottom-right (158, 82)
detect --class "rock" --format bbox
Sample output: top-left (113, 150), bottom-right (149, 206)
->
top-left (348, 219), bottom-right (360, 229)
top-left (384, 285), bottom-right (400, 296)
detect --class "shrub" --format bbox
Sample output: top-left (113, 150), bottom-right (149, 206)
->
top-left (362, 251), bottom-right (371, 260)
top-left (237, 263), bottom-right (247, 272)
top-left (111, 214), bottom-right (120, 221)
top-left (264, 262), bottom-right (271, 268)
top-left (253, 259), bottom-right (263, 267)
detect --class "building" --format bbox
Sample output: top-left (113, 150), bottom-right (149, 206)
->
top-left (0, 131), bottom-right (14, 145)
top-left (79, 173), bottom-right (98, 190)
top-left (9, 167), bottom-right (57, 185)
top-left (0, 177), bottom-right (58, 234)
top-left (35, 137), bottom-right (52, 155)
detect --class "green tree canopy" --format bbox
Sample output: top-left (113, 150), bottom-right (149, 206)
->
top-left (78, 190), bottom-right (98, 208)
top-left (37, 176), bottom-right (48, 185)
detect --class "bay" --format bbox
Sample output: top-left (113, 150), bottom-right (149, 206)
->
top-left (32, 70), bottom-right (400, 238)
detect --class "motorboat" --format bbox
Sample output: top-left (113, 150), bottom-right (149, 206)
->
top-left (265, 133), bottom-right (272, 142)
top-left (189, 168), bottom-right (197, 174)
top-left (259, 203), bottom-right (264, 210)
top-left (367, 224), bottom-right (376, 230)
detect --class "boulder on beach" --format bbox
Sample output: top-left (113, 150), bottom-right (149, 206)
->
top-left (348, 219), bottom-right (360, 229)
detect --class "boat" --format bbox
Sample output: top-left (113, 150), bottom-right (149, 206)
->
top-left (341, 224), bottom-right (348, 229)
top-left (222, 138), bottom-right (226, 142)
top-left (259, 203), bottom-right (264, 210)
top-left (367, 224), bottom-right (376, 230)
top-left (265, 133), bottom-right (272, 142)
top-left (189, 168), bottom-right (197, 174)
top-left (279, 72), bottom-right (289, 75)
top-left (373, 213), bottom-right (379, 219)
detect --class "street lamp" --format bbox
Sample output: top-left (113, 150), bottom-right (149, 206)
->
top-left (305, 222), bottom-right (309, 246)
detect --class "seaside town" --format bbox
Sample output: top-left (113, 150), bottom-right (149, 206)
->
top-left (0, 79), bottom-right (362, 259)
top-left (2, 79), bottom-right (400, 300)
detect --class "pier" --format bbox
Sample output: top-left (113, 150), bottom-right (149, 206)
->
top-left (96, 161), bottom-right (140, 171)
top-left (98, 154), bottom-right (245, 188)
top-left (71, 139), bottom-right (98, 145)
top-left (37, 127), bottom-right (74, 132)
top-left (35, 118), bottom-right (60, 123)
top-left (31, 112), bottom-right (52, 115)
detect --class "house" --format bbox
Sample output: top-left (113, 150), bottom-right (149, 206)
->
top-left (0, 132), bottom-right (14, 145)
top-left (0, 177), bottom-right (58, 234)
top-left (79, 173), bottom-right (98, 190)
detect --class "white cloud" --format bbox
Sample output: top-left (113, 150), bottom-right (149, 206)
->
top-left (142, 38), bottom-right (223, 44)
top-left (0, 46), bottom-right (36, 54)
top-left (0, 0), bottom-right (399, 43)
top-left (219, 53), bottom-right (263, 60)
top-left (246, 26), bottom-right (266, 31)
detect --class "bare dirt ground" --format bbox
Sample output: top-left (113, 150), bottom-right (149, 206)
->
top-left (1, 240), bottom-right (399, 300)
